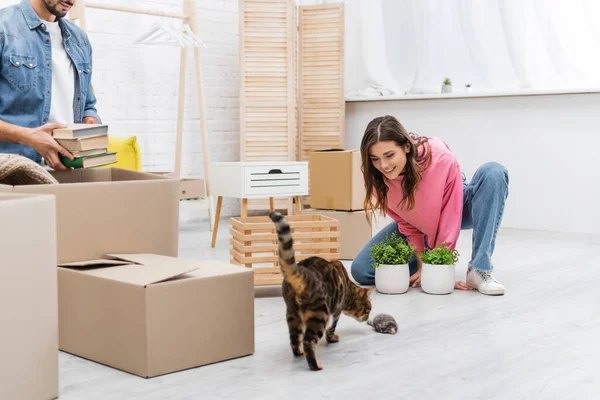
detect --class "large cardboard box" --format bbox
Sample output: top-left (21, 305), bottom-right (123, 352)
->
top-left (58, 254), bottom-right (255, 378)
top-left (0, 194), bottom-right (58, 400)
top-left (309, 149), bottom-right (365, 211)
top-left (149, 172), bottom-right (206, 199)
top-left (303, 209), bottom-right (394, 260)
top-left (0, 168), bottom-right (180, 263)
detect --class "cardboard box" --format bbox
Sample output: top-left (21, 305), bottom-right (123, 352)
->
top-left (178, 178), bottom-right (206, 199)
top-left (0, 168), bottom-right (180, 263)
top-left (149, 172), bottom-right (206, 199)
top-left (302, 209), bottom-right (394, 260)
top-left (0, 194), bottom-right (58, 400)
top-left (58, 254), bottom-right (255, 378)
top-left (309, 149), bottom-right (365, 211)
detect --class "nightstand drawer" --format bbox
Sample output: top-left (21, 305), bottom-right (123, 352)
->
top-left (243, 164), bottom-right (308, 197)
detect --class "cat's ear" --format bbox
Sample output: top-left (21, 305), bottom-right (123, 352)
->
top-left (366, 287), bottom-right (375, 297)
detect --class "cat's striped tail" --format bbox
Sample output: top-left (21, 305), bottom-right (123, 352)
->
top-left (268, 211), bottom-right (301, 285)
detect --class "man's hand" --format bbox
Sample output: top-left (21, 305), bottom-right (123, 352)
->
top-left (83, 116), bottom-right (98, 124)
top-left (25, 123), bottom-right (74, 171)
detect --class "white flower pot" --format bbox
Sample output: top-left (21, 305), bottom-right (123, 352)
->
top-left (441, 84), bottom-right (452, 93)
top-left (375, 264), bottom-right (410, 294)
top-left (421, 263), bottom-right (455, 295)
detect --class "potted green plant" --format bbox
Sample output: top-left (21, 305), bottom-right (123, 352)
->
top-left (369, 233), bottom-right (415, 294)
top-left (420, 244), bottom-right (459, 295)
top-left (464, 83), bottom-right (472, 93)
top-left (441, 77), bottom-right (452, 93)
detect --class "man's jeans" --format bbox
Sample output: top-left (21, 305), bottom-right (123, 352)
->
top-left (351, 162), bottom-right (509, 286)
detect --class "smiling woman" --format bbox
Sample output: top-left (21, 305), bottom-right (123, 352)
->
top-left (351, 115), bottom-right (509, 297)
top-left (361, 116), bottom-right (432, 213)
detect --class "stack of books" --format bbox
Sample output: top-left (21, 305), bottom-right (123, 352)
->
top-left (52, 124), bottom-right (117, 169)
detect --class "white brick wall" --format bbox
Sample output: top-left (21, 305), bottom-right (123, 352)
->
top-left (84, 1), bottom-right (240, 171)
top-left (1, 0), bottom-right (241, 215)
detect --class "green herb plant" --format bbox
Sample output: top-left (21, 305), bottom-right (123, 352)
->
top-left (369, 232), bottom-right (415, 268)
top-left (420, 243), bottom-right (459, 266)
top-left (443, 77), bottom-right (452, 85)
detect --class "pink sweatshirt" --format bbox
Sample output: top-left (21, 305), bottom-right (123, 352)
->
top-left (384, 137), bottom-right (463, 252)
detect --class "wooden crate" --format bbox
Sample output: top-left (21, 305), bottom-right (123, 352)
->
top-left (229, 214), bottom-right (340, 286)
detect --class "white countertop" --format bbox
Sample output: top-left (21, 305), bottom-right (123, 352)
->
top-left (345, 88), bottom-right (600, 102)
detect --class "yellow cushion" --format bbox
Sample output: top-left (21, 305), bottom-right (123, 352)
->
top-left (99, 135), bottom-right (142, 171)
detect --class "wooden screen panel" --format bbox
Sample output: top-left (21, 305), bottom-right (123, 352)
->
top-left (239, 0), bottom-right (298, 212)
top-left (298, 3), bottom-right (345, 162)
top-left (293, 1), bottom-right (299, 161)
top-left (240, 0), bottom-right (296, 162)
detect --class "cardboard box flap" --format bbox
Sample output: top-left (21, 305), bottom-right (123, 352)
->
top-left (105, 253), bottom-right (190, 266)
top-left (185, 260), bottom-right (255, 279)
top-left (83, 254), bottom-right (200, 286)
top-left (58, 259), bottom-right (134, 268)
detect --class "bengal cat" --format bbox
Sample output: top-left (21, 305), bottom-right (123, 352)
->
top-left (268, 211), bottom-right (374, 371)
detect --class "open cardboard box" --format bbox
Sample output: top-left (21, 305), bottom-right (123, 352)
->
top-left (57, 254), bottom-right (255, 378)
top-left (0, 168), bottom-right (180, 263)
top-left (0, 193), bottom-right (58, 400)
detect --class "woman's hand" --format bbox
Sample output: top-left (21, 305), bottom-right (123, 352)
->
top-left (454, 281), bottom-right (472, 290)
top-left (410, 270), bottom-right (421, 287)
top-left (410, 251), bottom-right (423, 287)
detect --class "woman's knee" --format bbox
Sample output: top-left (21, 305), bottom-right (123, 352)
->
top-left (350, 259), bottom-right (364, 281)
top-left (481, 161), bottom-right (508, 178)
top-left (350, 258), bottom-right (373, 285)
top-left (479, 162), bottom-right (509, 188)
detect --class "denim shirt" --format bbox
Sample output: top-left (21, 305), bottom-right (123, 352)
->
top-left (0, 0), bottom-right (101, 163)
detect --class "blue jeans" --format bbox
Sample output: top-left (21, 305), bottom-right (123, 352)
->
top-left (351, 162), bottom-right (509, 285)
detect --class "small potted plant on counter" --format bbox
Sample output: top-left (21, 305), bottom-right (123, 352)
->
top-left (420, 244), bottom-right (459, 295)
top-left (370, 233), bottom-right (415, 294)
top-left (441, 77), bottom-right (452, 93)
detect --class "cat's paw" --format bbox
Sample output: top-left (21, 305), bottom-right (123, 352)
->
top-left (308, 360), bottom-right (323, 371)
top-left (292, 347), bottom-right (304, 356)
top-left (326, 333), bottom-right (339, 343)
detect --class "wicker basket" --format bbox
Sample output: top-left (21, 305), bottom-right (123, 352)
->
top-left (229, 214), bottom-right (340, 286)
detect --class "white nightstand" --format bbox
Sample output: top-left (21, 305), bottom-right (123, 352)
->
top-left (209, 161), bottom-right (309, 247)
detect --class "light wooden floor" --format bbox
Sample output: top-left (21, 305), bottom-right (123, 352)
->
top-left (58, 201), bottom-right (600, 399)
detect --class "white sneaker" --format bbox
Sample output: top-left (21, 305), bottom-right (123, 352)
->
top-left (466, 268), bottom-right (505, 295)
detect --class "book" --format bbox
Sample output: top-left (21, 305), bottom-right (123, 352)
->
top-left (70, 148), bottom-right (108, 157)
top-left (59, 152), bottom-right (117, 169)
top-left (55, 134), bottom-right (109, 151)
top-left (52, 123), bottom-right (108, 139)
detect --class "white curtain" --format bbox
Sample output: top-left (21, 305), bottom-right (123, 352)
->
top-left (344, 0), bottom-right (600, 96)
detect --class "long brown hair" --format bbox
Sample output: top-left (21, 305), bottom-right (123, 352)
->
top-left (360, 116), bottom-right (431, 222)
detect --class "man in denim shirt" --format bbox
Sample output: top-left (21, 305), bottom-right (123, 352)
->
top-left (0, 0), bottom-right (101, 170)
